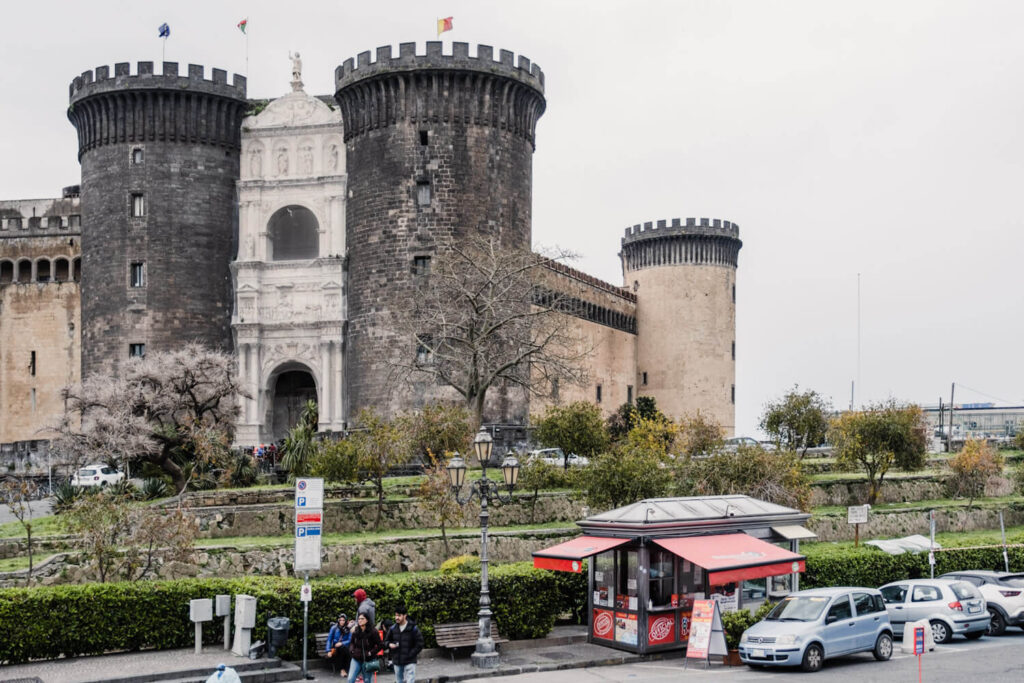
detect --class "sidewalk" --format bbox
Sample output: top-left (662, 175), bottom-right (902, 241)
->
top-left (0, 626), bottom-right (693, 683)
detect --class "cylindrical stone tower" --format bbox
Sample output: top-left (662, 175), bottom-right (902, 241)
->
top-left (335, 42), bottom-right (546, 419)
top-left (67, 61), bottom-right (248, 377)
top-left (620, 218), bottom-right (742, 434)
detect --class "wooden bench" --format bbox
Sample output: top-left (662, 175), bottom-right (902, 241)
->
top-left (433, 622), bottom-right (508, 661)
top-left (315, 632), bottom-right (330, 657)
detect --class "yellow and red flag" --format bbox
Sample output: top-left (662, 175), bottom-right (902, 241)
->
top-left (437, 16), bottom-right (453, 37)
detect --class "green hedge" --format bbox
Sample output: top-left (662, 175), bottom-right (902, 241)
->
top-left (802, 544), bottom-right (1024, 588)
top-left (0, 564), bottom-right (564, 665)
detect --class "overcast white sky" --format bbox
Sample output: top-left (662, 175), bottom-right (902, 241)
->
top-left (2, 1), bottom-right (1022, 435)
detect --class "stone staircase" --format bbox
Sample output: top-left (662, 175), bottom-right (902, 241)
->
top-left (79, 657), bottom-right (308, 683)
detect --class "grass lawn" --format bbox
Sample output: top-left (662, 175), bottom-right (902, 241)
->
top-left (195, 520), bottom-right (576, 549)
top-left (803, 524), bottom-right (1024, 558)
top-left (0, 554), bottom-right (59, 572)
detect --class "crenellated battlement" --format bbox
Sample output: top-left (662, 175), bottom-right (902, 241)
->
top-left (621, 217), bottom-right (740, 244)
top-left (620, 218), bottom-right (742, 271)
top-left (67, 61), bottom-right (249, 158)
top-left (335, 42), bottom-right (543, 93)
top-left (334, 42), bottom-right (546, 145)
top-left (69, 61), bottom-right (246, 103)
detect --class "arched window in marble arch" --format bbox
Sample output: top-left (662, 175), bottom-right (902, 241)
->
top-left (267, 205), bottom-right (319, 261)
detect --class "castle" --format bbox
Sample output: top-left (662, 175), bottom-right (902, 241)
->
top-left (0, 42), bottom-right (740, 461)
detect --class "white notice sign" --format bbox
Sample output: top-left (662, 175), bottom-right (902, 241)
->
top-left (295, 478), bottom-right (324, 509)
top-left (300, 582), bottom-right (312, 603)
top-left (295, 524), bottom-right (322, 572)
top-left (847, 504), bottom-right (870, 525)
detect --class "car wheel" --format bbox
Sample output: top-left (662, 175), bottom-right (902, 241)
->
top-left (930, 620), bottom-right (952, 644)
top-left (987, 609), bottom-right (1006, 636)
top-left (801, 643), bottom-right (824, 672)
top-left (873, 632), bottom-right (894, 661)
top-left (965, 630), bottom-right (984, 640)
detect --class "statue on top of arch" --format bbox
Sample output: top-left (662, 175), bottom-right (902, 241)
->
top-left (288, 51), bottom-right (303, 92)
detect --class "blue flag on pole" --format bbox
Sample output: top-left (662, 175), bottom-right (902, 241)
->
top-left (158, 23), bottom-right (170, 38)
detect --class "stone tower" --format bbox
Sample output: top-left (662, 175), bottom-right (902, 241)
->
top-left (620, 218), bottom-right (742, 434)
top-left (67, 62), bottom-right (248, 377)
top-left (334, 42), bottom-right (546, 419)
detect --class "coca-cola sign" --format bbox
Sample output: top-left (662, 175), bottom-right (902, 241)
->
top-left (648, 615), bottom-right (675, 645)
top-left (593, 609), bottom-right (614, 639)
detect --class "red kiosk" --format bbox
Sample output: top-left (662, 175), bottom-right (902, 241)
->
top-left (533, 495), bottom-right (816, 654)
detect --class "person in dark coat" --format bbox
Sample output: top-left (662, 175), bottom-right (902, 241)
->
top-left (348, 612), bottom-right (383, 683)
top-left (384, 605), bottom-right (424, 683)
top-left (325, 613), bottom-right (352, 677)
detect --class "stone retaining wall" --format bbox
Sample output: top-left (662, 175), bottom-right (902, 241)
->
top-left (0, 528), bottom-right (580, 588)
top-left (193, 492), bottom-right (585, 538)
top-left (807, 504), bottom-right (1024, 542)
top-left (809, 477), bottom-right (947, 507)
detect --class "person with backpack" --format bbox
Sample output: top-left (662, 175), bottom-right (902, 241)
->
top-left (348, 612), bottom-right (383, 683)
top-left (384, 605), bottom-right (424, 683)
top-left (353, 588), bottom-right (376, 627)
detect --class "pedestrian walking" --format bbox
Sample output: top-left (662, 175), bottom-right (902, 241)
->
top-left (348, 612), bottom-right (383, 683)
top-left (384, 605), bottom-right (424, 683)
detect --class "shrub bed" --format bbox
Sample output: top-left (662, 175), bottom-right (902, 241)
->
top-left (0, 563), bottom-right (569, 665)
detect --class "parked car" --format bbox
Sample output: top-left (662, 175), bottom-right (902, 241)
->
top-left (525, 448), bottom-right (589, 467)
top-left (939, 570), bottom-right (1024, 635)
top-left (878, 579), bottom-right (989, 643)
top-left (738, 587), bottom-right (894, 672)
top-left (71, 464), bottom-right (125, 488)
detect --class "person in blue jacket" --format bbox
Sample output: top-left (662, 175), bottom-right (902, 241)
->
top-left (326, 613), bottom-right (352, 676)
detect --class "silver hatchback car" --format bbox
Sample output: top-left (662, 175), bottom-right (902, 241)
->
top-left (738, 587), bottom-right (894, 672)
top-left (879, 579), bottom-right (989, 643)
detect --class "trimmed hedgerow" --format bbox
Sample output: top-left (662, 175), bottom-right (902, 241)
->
top-left (0, 564), bottom-right (564, 664)
top-left (802, 543), bottom-right (1024, 589)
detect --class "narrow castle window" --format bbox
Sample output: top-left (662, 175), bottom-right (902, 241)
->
top-left (551, 378), bottom-right (559, 400)
top-left (732, 284), bottom-right (736, 303)
top-left (29, 351), bottom-right (36, 376)
top-left (596, 384), bottom-right (603, 404)
top-left (130, 262), bottom-right (145, 288)
top-left (417, 181), bottom-right (431, 207)
top-left (132, 147), bottom-right (144, 165)
top-left (732, 340), bottom-right (735, 360)
top-left (642, 371), bottom-right (648, 386)
top-left (419, 130), bottom-right (429, 146)
top-left (415, 337), bottom-right (433, 365)
top-left (412, 255), bottom-right (431, 276)
top-left (131, 194), bottom-right (145, 217)
top-left (731, 384), bottom-right (736, 404)
top-left (129, 343), bottom-right (146, 358)
top-left (627, 385), bottom-right (634, 404)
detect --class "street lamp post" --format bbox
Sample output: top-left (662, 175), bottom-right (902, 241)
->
top-left (447, 426), bottom-right (520, 669)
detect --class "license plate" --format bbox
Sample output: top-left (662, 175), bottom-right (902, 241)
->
top-left (968, 605), bottom-right (981, 613)
top-left (751, 648), bottom-right (765, 658)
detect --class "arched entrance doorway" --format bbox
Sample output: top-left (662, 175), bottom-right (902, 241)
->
top-left (268, 364), bottom-right (318, 442)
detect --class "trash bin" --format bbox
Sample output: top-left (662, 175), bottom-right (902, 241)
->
top-left (266, 617), bottom-right (290, 657)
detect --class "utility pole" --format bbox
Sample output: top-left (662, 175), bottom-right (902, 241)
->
top-left (947, 383), bottom-right (955, 453)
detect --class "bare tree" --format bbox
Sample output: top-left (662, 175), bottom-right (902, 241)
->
top-left (393, 236), bottom-right (590, 427)
top-left (1, 476), bottom-right (38, 585)
top-left (53, 343), bottom-right (243, 494)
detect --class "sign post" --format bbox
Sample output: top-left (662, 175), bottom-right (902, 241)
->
top-left (913, 624), bottom-right (925, 683)
top-left (847, 504), bottom-right (870, 547)
top-left (294, 478), bottom-right (323, 680)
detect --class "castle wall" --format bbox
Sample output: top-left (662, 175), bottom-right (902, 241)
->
top-left (336, 43), bottom-right (546, 422)
top-left (68, 62), bottom-right (248, 378)
top-left (0, 195), bottom-right (82, 447)
top-left (532, 262), bottom-right (638, 416)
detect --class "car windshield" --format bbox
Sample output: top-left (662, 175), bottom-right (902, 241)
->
top-left (950, 583), bottom-right (977, 600)
top-left (764, 595), bottom-right (830, 622)
top-left (78, 468), bottom-right (96, 476)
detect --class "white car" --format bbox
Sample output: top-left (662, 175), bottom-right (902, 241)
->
top-left (940, 571), bottom-right (1024, 635)
top-left (526, 448), bottom-right (590, 467)
top-left (72, 464), bottom-right (125, 488)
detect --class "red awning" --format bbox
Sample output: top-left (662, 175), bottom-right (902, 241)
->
top-left (532, 536), bottom-right (630, 573)
top-left (654, 533), bottom-right (805, 585)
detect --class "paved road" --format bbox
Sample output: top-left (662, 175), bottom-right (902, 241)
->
top-left (0, 496), bottom-right (52, 525)
top-left (462, 629), bottom-right (1024, 683)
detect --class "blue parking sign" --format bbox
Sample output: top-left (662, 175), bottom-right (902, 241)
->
top-left (297, 496), bottom-right (306, 507)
